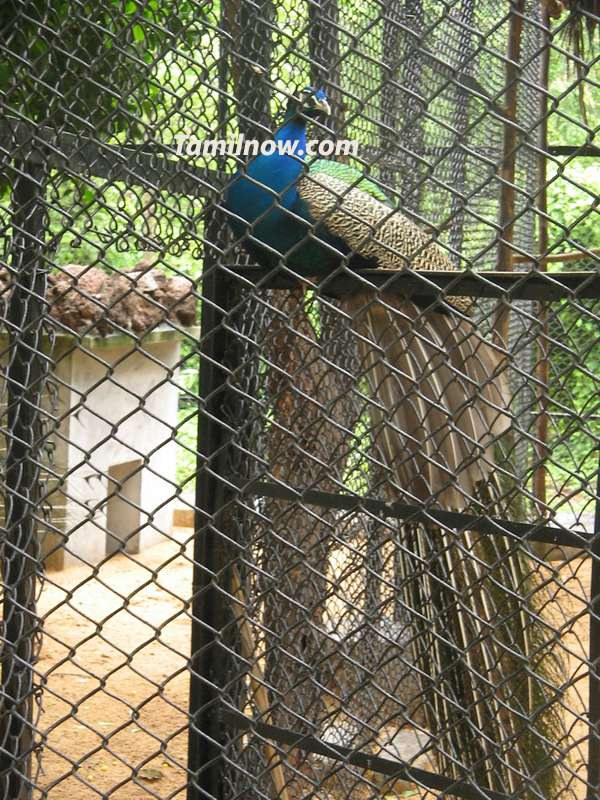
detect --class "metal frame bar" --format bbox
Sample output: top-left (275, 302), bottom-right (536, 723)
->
top-left (229, 267), bottom-right (600, 300)
top-left (187, 211), bottom-right (237, 800)
top-left (0, 119), bottom-right (219, 199)
top-left (245, 479), bottom-right (592, 550)
top-left (548, 145), bottom-right (600, 157)
top-left (1, 118), bottom-right (595, 210)
top-left (586, 457), bottom-right (600, 800)
top-left (1, 160), bottom-right (47, 800)
top-left (223, 709), bottom-right (512, 800)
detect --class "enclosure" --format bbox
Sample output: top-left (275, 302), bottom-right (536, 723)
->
top-left (0, 1), bottom-right (599, 799)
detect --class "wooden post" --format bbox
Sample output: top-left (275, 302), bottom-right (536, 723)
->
top-left (493, 0), bottom-right (525, 348)
top-left (533, 8), bottom-right (551, 511)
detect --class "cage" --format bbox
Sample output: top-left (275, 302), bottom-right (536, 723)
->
top-left (0, 1), bottom-right (598, 800)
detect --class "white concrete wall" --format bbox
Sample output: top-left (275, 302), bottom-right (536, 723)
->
top-left (60, 333), bottom-right (182, 567)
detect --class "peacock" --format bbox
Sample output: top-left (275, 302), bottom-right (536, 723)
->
top-left (224, 87), bottom-right (563, 796)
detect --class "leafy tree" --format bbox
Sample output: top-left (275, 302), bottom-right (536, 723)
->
top-left (0, 0), bottom-right (205, 136)
top-left (540, 43), bottom-right (600, 493)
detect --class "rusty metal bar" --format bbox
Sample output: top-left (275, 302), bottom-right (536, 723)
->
top-left (534, 7), bottom-right (551, 511)
top-left (493, 0), bottom-right (525, 347)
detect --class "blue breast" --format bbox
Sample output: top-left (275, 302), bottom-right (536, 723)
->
top-left (224, 119), bottom-right (349, 275)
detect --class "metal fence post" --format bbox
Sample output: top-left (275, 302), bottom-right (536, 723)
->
top-left (1, 161), bottom-right (47, 800)
top-left (587, 457), bottom-right (600, 800)
top-left (187, 208), bottom-right (237, 800)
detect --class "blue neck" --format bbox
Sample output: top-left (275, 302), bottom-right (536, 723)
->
top-left (274, 115), bottom-right (307, 158)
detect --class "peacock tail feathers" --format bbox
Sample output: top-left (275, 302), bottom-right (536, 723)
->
top-left (343, 294), bottom-right (510, 508)
top-left (298, 170), bottom-right (473, 313)
top-left (341, 292), bottom-right (565, 796)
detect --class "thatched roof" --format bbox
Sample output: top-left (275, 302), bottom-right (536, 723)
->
top-left (46, 265), bottom-right (196, 336)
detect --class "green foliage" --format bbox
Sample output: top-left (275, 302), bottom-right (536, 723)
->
top-left (543, 48), bottom-right (600, 493)
top-left (0, 0), bottom-right (205, 136)
top-left (342, 402), bottom-right (373, 494)
top-left (175, 352), bottom-right (200, 489)
top-left (547, 46), bottom-right (598, 148)
top-left (1, 1), bottom-right (219, 491)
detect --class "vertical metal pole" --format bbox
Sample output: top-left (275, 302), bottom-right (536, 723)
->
top-left (1, 161), bottom-right (47, 800)
top-left (587, 459), bottom-right (600, 800)
top-left (186, 4), bottom-right (238, 793)
top-left (533, 9), bottom-right (551, 512)
top-left (186, 209), bottom-right (235, 800)
top-left (309, 0), bottom-right (344, 135)
top-left (379, 0), bottom-right (403, 190)
top-left (399, 0), bottom-right (425, 207)
top-left (447, 0), bottom-right (474, 258)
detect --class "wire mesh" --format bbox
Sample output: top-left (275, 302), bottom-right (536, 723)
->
top-left (0, 1), bottom-right (599, 800)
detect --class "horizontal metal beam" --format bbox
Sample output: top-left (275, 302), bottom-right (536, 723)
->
top-left (548, 144), bottom-right (600, 158)
top-left (230, 267), bottom-right (600, 301)
top-left (245, 480), bottom-right (592, 550)
top-left (0, 118), bottom-right (220, 199)
top-left (2, 121), bottom-right (598, 206)
top-left (223, 709), bottom-right (512, 800)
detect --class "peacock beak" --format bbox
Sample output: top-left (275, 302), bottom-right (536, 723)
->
top-left (311, 96), bottom-right (331, 117)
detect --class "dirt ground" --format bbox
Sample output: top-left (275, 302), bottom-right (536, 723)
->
top-left (33, 529), bottom-right (592, 799)
top-left (540, 554), bottom-right (591, 799)
top-left (35, 528), bottom-right (193, 799)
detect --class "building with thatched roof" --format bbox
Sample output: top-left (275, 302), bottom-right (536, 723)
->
top-left (1, 264), bottom-right (197, 570)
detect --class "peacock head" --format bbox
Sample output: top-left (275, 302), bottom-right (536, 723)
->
top-left (284, 87), bottom-right (331, 123)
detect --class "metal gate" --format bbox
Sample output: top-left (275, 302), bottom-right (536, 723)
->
top-left (0, 1), bottom-right (599, 799)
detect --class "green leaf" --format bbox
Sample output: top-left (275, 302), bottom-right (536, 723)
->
top-left (82, 187), bottom-right (95, 205)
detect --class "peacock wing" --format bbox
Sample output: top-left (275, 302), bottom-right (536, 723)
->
top-left (298, 166), bottom-right (467, 287)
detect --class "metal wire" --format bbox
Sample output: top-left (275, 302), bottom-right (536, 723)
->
top-left (0, 2), bottom-right (598, 800)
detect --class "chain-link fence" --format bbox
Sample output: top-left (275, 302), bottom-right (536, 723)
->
top-left (0, 1), bottom-right (599, 799)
